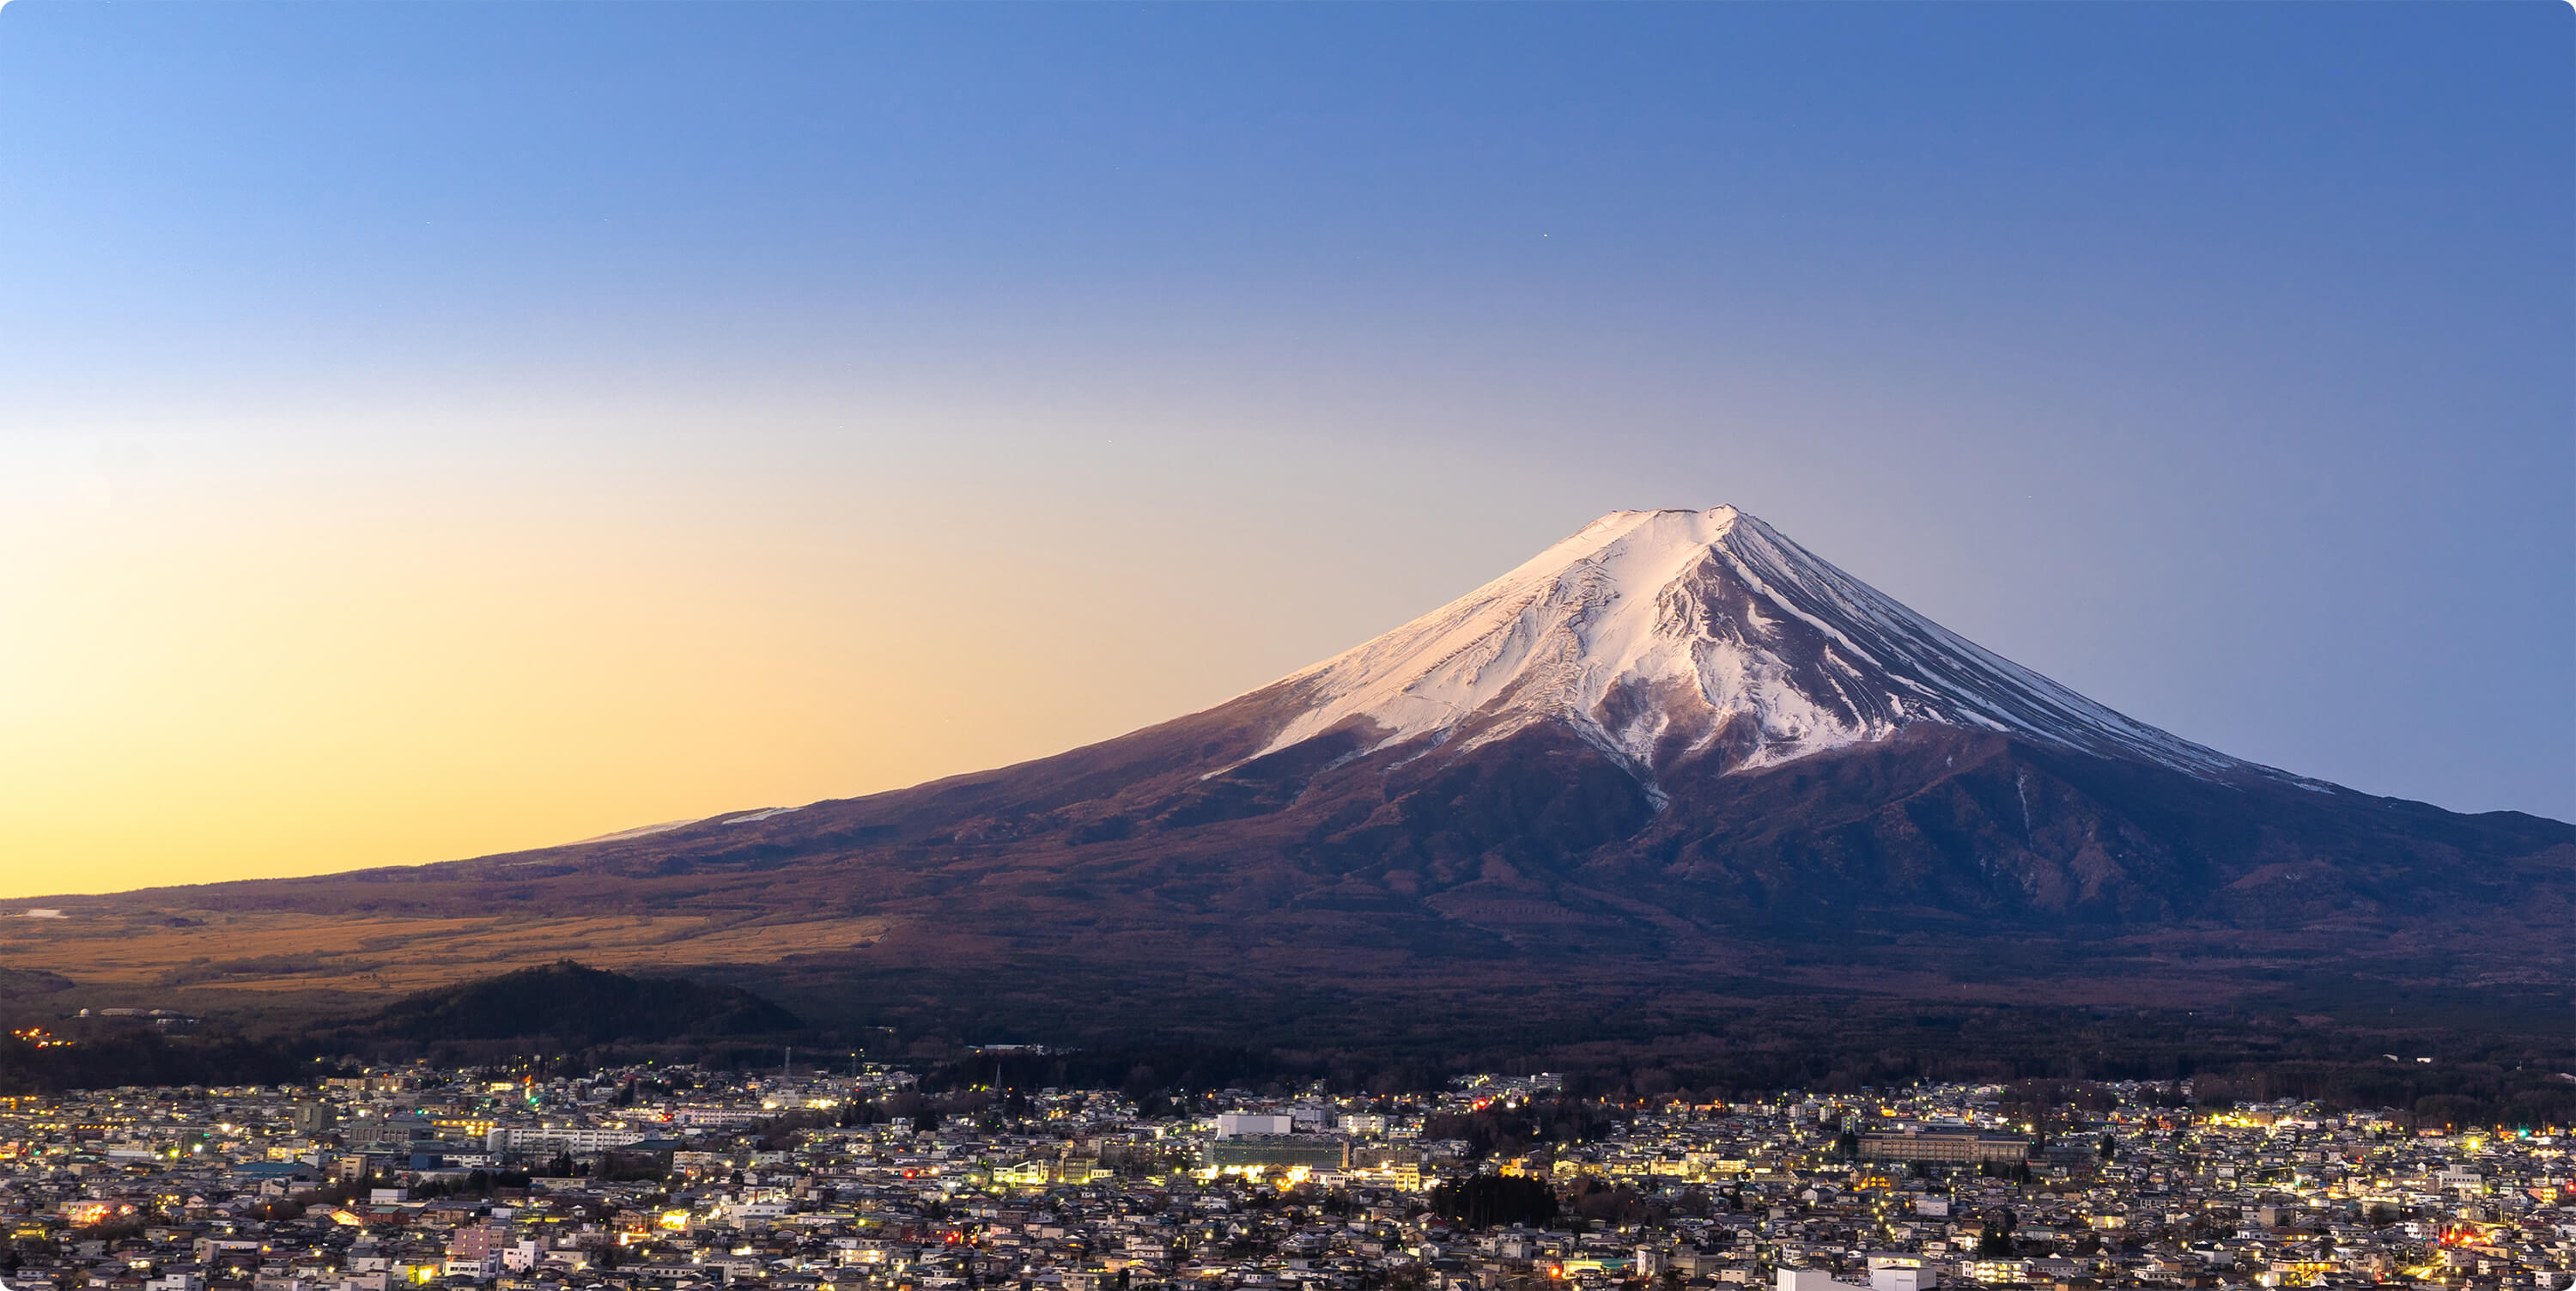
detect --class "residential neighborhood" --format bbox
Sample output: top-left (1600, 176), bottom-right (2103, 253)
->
top-left (0, 1068), bottom-right (2566, 1291)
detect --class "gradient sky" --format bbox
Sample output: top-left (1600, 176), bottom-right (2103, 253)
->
top-left (3, 2), bottom-right (2569, 899)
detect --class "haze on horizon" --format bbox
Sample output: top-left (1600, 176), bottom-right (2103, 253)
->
top-left (1, 3), bottom-right (2568, 899)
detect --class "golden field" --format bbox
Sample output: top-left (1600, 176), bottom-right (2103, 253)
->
top-left (0, 908), bottom-right (888, 1001)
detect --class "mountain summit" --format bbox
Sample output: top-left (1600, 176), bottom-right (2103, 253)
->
top-left (1255, 507), bottom-right (2245, 791)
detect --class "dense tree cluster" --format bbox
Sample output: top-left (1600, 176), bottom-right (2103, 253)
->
top-left (1428, 1173), bottom-right (1558, 1230)
top-left (0, 1026), bottom-right (313, 1095)
top-left (3, 959), bottom-right (2571, 1132)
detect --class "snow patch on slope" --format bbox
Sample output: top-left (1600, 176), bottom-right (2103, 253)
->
top-left (1249, 507), bottom-right (2247, 785)
top-left (567, 819), bottom-right (698, 846)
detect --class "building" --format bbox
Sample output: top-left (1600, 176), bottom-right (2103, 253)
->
top-left (1203, 1135), bottom-right (1347, 1171)
top-left (1214, 1112), bottom-right (1293, 1138)
top-left (1865, 1254), bottom-right (1940, 1291)
top-left (487, 1124), bottom-right (649, 1154)
top-left (1856, 1130), bottom-right (2031, 1166)
top-left (1778, 1270), bottom-right (1871, 1291)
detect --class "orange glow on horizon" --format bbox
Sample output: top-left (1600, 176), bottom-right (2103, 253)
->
top-left (0, 426), bottom-right (1463, 899)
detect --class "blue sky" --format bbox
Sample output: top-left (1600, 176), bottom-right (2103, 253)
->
top-left (2, 1), bottom-right (2568, 887)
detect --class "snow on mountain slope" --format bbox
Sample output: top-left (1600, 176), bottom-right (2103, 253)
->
top-left (1253, 508), bottom-right (2251, 786)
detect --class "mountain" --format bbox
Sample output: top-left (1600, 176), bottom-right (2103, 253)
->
top-left (358, 961), bottom-right (800, 1047)
top-left (8, 508), bottom-right (2567, 1052)
top-left (1257, 508), bottom-right (2249, 785)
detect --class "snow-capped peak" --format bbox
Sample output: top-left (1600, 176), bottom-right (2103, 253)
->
top-left (1252, 507), bottom-right (2245, 783)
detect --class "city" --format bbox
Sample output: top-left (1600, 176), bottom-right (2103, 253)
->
top-left (1, 1067), bottom-right (2565, 1291)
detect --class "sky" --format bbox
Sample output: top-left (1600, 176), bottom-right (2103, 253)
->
top-left (2, 2), bottom-right (2568, 899)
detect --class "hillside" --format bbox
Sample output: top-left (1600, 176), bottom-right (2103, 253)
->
top-left (358, 960), bottom-right (801, 1046)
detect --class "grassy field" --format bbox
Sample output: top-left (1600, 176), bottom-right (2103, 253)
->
top-left (0, 907), bottom-right (888, 1001)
